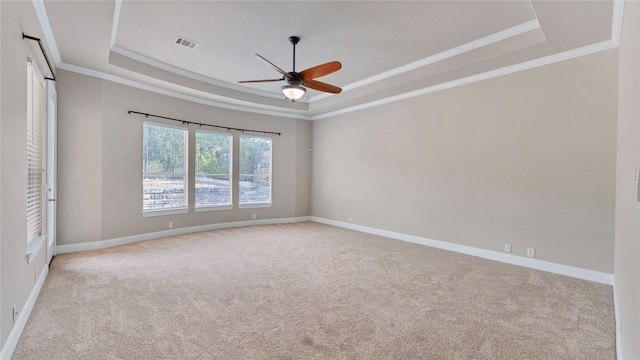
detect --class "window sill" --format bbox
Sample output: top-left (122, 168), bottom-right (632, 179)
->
top-left (238, 202), bottom-right (272, 209)
top-left (194, 204), bottom-right (234, 212)
top-left (142, 207), bottom-right (189, 217)
top-left (26, 234), bottom-right (46, 264)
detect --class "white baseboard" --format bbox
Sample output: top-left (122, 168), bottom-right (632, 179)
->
top-left (0, 265), bottom-right (49, 360)
top-left (56, 216), bottom-right (311, 254)
top-left (613, 281), bottom-right (623, 360)
top-left (6, 215), bottom-right (616, 360)
top-left (310, 216), bottom-right (614, 285)
top-left (57, 215), bottom-right (614, 285)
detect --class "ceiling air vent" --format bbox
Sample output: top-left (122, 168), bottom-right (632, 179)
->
top-left (175, 36), bottom-right (198, 49)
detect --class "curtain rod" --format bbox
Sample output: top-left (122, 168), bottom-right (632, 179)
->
top-left (128, 111), bottom-right (281, 136)
top-left (22, 33), bottom-right (56, 81)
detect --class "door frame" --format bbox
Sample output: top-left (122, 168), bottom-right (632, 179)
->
top-left (45, 80), bottom-right (57, 265)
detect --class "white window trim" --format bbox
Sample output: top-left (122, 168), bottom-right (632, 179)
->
top-left (142, 207), bottom-right (190, 217)
top-left (238, 202), bottom-right (272, 209)
top-left (194, 204), bottom-right (234, 212)
top-left (144, 120), bottom-right (188, 131)
top-left (26, 234), bottom-right (46, 264)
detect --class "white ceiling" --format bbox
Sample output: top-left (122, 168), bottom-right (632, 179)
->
top-left (39, 0), bottom-right (620, 119)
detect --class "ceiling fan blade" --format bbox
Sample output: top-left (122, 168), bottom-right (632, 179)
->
top-left (255, 54), bottom-right (292, 79)
top-left (300, 61), bottom-right (342, 81)
top-left (304, 79), bottom-right (342, 94)
top-left (238, 78), bottom-right (283, 83)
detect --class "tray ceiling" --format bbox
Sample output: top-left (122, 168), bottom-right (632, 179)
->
top-left (40, 0), bottom-right (618, 119)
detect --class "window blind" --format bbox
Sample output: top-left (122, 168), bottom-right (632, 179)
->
top-left (26, 60), bottom-right (46, 244)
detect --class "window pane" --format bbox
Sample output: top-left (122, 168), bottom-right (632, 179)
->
top-left (239, 136), bottom-right (272, 204)
top-left (143, 123), bottom-right (187, 211)
top-left (195, 131), bottom-right (232, 207)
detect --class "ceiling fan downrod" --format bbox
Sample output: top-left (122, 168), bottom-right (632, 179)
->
top-left (289, 36), bottom-right (300, 72)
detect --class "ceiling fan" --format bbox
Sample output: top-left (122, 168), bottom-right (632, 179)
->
top-left (238, 36), bottom-right (342, 101)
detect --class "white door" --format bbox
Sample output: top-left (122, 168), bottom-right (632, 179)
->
top-left (46, 80), bottom-right (57, 265)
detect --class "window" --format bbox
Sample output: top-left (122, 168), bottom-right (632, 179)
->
top-left (239, 136), bottom-right (272, 207)
top-left (26, 59), bottom-right (46, 245)
top-left (142, 122), bottom-right (188, 214)
top-left (141, 125), bottom-right (274, 214)
top-left (195, 130), bottom-right (232, 209)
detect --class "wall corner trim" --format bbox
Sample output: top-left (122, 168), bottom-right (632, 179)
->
top-left (309, 216), bottom-right (614, 285)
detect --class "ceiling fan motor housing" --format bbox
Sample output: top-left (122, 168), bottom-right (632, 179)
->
top-left (285, 72), bottom-right (304, 85)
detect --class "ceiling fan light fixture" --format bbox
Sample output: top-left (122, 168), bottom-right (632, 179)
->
top-left (282, 83), bottom-right (306, 101)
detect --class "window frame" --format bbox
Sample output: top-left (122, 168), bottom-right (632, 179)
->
top-left (238, 135), bottom-right (273, 209)
top-left (194, 129), bottom-right (233, 212)
top-left (142, 121), bottom-right (189, 217)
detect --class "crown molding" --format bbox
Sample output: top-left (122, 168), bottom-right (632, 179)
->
top-left (32, 0), bottom-right (61, 64)
top-left (612, 0), bottom-right (625, 45)
top-left (34, 0), bottom-right (624, 122)
top-left (110, 0), bottom-right (121, 49)
top-left (57, 62), bottom-right (311, 120)
top-left (311, 39), bottom-right (618, 120)
top-left (311, 18), bottom-right (543, 103)
top-left (110, 45), bottom-right (282, 100)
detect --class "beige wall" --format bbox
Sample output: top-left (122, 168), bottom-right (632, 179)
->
top-left (56, 70), bottom-right (312, 245)
top-left (294, 119), bottom-right (312, 217)
top-left (312, 49), bottom-right (618, 273)
top-left (0, 0), bottom-right (53, 349)
top-left (615, 0), bottom-right (640, 358)
top-left (56, 71), bottom-right (103, 246)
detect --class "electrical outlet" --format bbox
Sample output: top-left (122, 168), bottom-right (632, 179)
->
top-left (169, 221), bottom-right (173, 229)
top-left (504, 244), bottom-right (511, 253)
top-left (12, 305), bottom-right (18, 324)
top-left (527, 248), bottom-right (535, 258)
top-left (252, 214), bottom-right (256, 220)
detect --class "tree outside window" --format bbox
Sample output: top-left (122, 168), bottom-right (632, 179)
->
top-left (195, 130), bottom-right (232, 208)
top-left (239, 136), bottom-right (272, 205)
top-left (142, 123), bottom-right (187, 211)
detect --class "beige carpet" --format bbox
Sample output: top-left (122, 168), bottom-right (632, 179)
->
top-left (13, 222), bottom-right (615, 359)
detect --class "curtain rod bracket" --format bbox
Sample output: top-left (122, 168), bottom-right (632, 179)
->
top-left (22, 33), bottom-right (56, 81)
